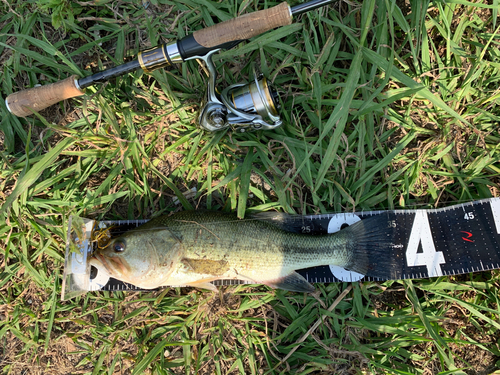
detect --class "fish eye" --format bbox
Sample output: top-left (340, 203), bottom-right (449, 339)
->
top-left (113, 240), bottom-right (126, 253)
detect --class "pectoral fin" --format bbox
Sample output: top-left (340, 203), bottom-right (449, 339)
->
top-left (181, 258), bottom-right (230, 276)
top-left (264, 272), bottom-right (315, 293)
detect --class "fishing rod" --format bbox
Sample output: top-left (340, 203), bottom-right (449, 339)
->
top-left (5, 0), bottom-right (335, 131)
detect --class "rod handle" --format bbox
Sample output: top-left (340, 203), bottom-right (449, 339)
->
top-left (193, 2), bottom-right (292, 50)
top-left (6, 75), bottom-right (84, 117)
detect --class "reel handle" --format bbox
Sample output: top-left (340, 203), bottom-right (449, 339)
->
top-left (5, 75), bottom-right (83, 117)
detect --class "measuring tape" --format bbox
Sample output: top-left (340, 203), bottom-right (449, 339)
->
top-left (61, 198), bottom-right (500, 300)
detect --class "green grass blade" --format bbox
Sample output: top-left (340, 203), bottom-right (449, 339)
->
top-left (1, 137), bottom-right (75, 215)
top-left (237, 146), bottom-right (254, 219)
top-left (361, 47), bottom-right (470, 126)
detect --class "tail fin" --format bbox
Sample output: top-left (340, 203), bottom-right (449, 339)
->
top-left (342, 215), bottom-right (402, 280)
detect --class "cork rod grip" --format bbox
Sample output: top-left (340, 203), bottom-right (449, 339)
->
top-left (193, 2), bottom-right (292, 49)
top-left (6, 75), bottom-right (84, 117)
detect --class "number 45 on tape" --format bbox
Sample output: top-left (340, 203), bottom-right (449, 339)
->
top-left (323, 198), bottom-right (500, 282)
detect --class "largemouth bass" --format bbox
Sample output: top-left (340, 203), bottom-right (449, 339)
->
top-left (92, 211), bottom-right (396, 292)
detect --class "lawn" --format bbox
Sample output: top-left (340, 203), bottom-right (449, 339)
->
top-left (1, 0), bottom-right (500, 374)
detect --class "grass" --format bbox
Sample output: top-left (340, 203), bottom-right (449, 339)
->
top-left (1, 0), bottom-right (500, 373)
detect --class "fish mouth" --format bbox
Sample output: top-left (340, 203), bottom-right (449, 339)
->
top-left (94, 253), bottom-right (131, 278)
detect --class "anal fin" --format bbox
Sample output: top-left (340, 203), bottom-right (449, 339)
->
top-left (265, 272), bottom-right (315, 293)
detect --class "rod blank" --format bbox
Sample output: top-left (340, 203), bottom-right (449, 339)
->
top-left (291, 0), bottom-right (335, 16)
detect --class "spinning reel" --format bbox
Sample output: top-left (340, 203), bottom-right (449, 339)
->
top-left (194, 50), bottom-right (282, 132)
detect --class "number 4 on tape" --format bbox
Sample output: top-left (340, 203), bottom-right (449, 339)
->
top-left (406, 211), bottom-right (446, 277)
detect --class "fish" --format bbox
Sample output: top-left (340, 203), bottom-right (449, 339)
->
top-left (92, 211), bottom-right (397, 292)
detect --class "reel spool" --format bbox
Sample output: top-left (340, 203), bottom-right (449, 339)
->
top-left (221, 75), bottom-right (281, 131)
top-left (195, 50), bottom-right (282, 132)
